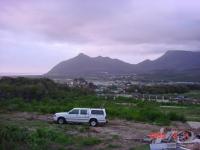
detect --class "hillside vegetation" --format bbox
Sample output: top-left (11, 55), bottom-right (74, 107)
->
top-left (1, 77), bottom-right (199, 124)
top-left (0, 77), bottom-right (94, 100)
top-left (0, 77), bottom-right (200, 150)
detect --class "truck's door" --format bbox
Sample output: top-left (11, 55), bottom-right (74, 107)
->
top-left (67, 109), bottom-right (79, 122)
top-left (78, 109), bottom-right (89, 123)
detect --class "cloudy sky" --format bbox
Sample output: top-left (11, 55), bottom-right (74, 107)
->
top-left (0, 0), bottom-right (200, 74)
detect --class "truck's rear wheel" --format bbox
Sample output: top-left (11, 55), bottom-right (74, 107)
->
top-left (57, 117), bottom-right (66, 124)
top-left (89, 119), bottom-right (98, 127)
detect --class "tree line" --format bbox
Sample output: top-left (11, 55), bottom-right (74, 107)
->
top-left (0, 77), bottom-right (94, 100)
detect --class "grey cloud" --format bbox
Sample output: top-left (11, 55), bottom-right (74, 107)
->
top-left (1, 0), bottom-right (200, 45)
top-left (1, 0), bottom-right (200, 73)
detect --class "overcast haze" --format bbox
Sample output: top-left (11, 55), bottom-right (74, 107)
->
top-left (0, 0), bottom-right (200, 74)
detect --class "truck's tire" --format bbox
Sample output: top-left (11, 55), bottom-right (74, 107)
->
top-left (57, 117), bottom-right (66, 124)
top-left (89, 119), bottom-right (98, 127)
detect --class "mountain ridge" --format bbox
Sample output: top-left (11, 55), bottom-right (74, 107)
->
top-left (46, 50), bottom-right (200, 81)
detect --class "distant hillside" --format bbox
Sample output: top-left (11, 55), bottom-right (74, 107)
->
top-left (46, 50), bottom-right (200, 81)
top-left (135, 50), bottom-right (200, 81)
top-left (46, 53), bottom-right (135, 77)
top-left (137, 50), bottom-right (200, 72)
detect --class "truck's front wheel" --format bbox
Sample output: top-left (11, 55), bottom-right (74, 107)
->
top-left (57, 117), bottom-right (66, 124)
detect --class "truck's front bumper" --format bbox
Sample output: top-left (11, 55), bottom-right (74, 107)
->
top-left (53, 115), bottom-right (57, 121)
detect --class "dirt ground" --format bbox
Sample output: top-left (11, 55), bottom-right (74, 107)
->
top-left (0, 112), bottom-right (194, 150)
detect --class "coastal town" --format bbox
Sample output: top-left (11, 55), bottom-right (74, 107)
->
top-left (51, 76), bottom-right (200, 105)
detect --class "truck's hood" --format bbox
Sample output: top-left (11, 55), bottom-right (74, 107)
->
top-left (55, 112), bottom-right (68, 116)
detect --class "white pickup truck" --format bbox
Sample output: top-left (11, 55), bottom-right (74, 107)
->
top-left (53, 108), bottom-right (107, 127)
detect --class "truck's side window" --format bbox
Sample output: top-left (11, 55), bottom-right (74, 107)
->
top-left (80, 109), bottom-right (88, 115)
top-left (91, 110), bottom-right (104, 115)
top-left (69, 109), bottom-right (79, 114)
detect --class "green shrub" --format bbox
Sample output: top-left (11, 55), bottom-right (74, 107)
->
top-left (155, 116), bottom-right (170, 125)
top-left (167, 112), bottom-right (186, 122)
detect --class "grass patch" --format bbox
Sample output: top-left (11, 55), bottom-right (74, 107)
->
top-left (107, 144), bottom-right (121, 149)
top-left (79, 137), bottom-right (101, 146)
top-left (111, 134), bottom-right (119, 140)
top-left (0, 118), bottom-right (101, 150)
top-left (129, 144), bottom-right (149, 150)
top-left (0, 124), bottom-right (73, 150)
